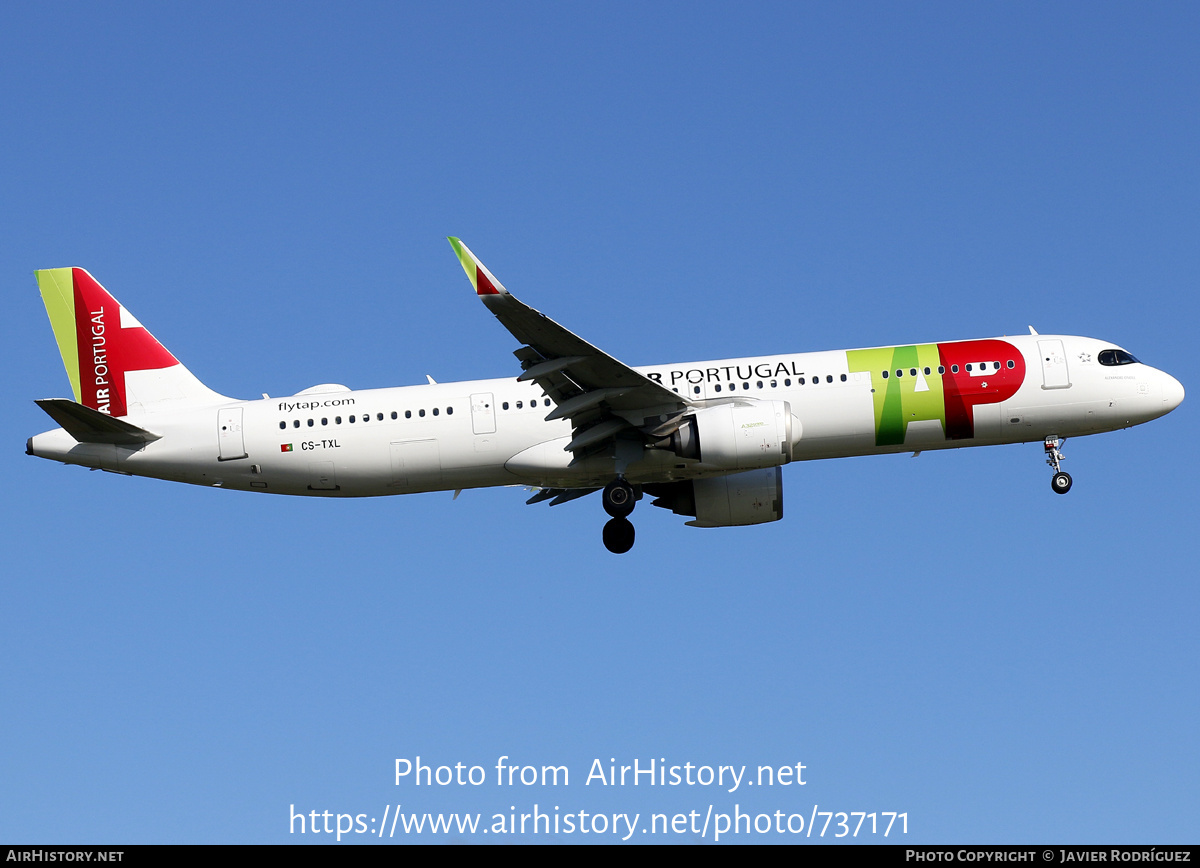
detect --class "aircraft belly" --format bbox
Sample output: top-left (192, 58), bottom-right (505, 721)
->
top-left (969, 402), bottom-right (1004, 441)
top-left (902, 419), bottom-right (947, 447)
top-left (1103, 379), bottom-right (1167, 427)
top-left (389, 439), bottom-right (442, 490)
top-left (791, 389), bottom-right (875, 458)
top-left (504, 437), bottom-right (573, 478)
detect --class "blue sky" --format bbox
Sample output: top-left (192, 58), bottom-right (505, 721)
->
top-left (2, 2), bottom-right (1197, 844)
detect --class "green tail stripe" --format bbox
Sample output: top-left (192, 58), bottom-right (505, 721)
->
top-left (36, 268), bottom-right (82, 403)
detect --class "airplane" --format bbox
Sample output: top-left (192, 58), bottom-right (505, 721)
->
top-left (27, 239), bottom-right (1185, 553)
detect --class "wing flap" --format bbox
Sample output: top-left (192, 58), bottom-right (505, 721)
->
top-left (525, 487), bottom-right (601, 506)
top-left (565, 418), bottom-right (633, 452)
top-left (516, 355), bottom-right (587, 383)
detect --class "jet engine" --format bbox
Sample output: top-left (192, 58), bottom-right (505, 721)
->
top-left (666, 400), bottom-right (797, 470)
top-left (648, 467), bottom-right (784, 527)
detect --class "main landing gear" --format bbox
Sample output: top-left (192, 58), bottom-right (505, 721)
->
top-left (601, 477), bottom-right (636, 554)
top-left (1045, 436), bottom-right (1072, 494)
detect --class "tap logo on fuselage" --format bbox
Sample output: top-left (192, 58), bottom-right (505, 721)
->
top-left (846, 340), bottom-right (1026, 444)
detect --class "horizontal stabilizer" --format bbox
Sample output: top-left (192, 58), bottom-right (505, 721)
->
top-left (34, 399), bottom-right (162, 445)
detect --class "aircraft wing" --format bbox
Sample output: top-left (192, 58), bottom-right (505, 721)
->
top-left (449, 238), bottom-right (691, 456)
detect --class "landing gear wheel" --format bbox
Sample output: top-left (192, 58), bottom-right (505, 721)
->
top-left (1051, 471), bottom-right (1073, 495)
top-left (602, 517), bottom-right (635, 554)
top-left (602, 478), bottom-right (636, 518)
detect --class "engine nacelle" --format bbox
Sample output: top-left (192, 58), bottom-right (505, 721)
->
top-left (649, 467), bottom-right (784, 527)
top-left (669, 400), bottom-right (796, 470)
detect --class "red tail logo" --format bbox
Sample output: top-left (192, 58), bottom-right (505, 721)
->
top-left (71, 269), bottom-right (177, 416)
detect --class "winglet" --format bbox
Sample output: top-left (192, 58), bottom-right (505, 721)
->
top-left (447, 237), bottom-right (508, 296)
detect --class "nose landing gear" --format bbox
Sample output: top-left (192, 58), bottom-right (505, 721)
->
top-left (1045, 436), bottom-right (1072, 494)
top-left (601, 477), bottom-right (637, 553)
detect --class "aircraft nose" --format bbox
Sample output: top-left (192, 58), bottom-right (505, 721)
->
top-left (1163, 373), bottom-right (1185, 412)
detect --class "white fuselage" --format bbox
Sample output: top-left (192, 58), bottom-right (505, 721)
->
top-left (28, 333), bottom-right (1184, 498)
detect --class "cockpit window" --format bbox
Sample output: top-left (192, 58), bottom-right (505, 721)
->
top-left (1098, 349), bottom-right (1140, 366)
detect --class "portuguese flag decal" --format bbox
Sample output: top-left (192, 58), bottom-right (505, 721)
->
top-left (280, 444), bottom-right (293, 453)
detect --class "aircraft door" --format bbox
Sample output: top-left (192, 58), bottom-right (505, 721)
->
top-left (470, 392), bottom-right (496, 434)
top-left (217, 407), bottom-right (247, 460)
top-left (1037, 340), bottom-right (1071, 390)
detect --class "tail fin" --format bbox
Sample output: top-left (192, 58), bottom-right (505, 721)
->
top-left (35, 268), bottom-right (228, 416)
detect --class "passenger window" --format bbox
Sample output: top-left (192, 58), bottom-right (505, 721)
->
top-left (391, 411), bottom-right (397, 419)
top-left (307, 419), bottom-right (314, 427)
top-left (279, 421), bottom-right (286, 430)
top-left (951, 365), bottom-right (959, 373)
top-left (405, 410), bottom-right (412, 419)
top-left (419, 409), bottom-right (425, 417)
top-left (322, 418), bottom-right (328, 426)
top-left (336, 416), bottom-right (342, 424)
top-left (293, 420), bottom-right (300, 428)
top-left (448, 406), bottom-right (454, 414)
top-left (433, 408), bottom-right (439, 416)
top-left (714, 384), bottom-right (722, 392)
top-left (840, 374), bottom-right (847, 382)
